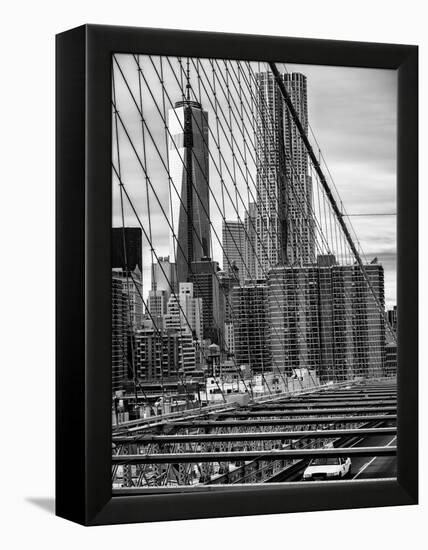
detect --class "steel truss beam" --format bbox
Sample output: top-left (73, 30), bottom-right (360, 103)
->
top-left (272, 393), bottom-right (397, 405)
top-left (113, 384), bottom-right (398, 435)
top-left (274, 398), bottom-right (397, 405)
top-left (303, 394), bottom-right (396, 401)
top-left (125, 414), bottom-right (396, 432)
top-left (267, 398), bottom-right (396, 406)
top-left (249, 401), bottom-right (396, 408)
top-left (216, 407), bottom-right (396, 417)
top-left (113, 427), bottom-right (396, 445)
top-left (112, 446), bottom-right (396, 465)
top-left (271, 394), bottom-right (396, 399)
top-left (113, 384), bottom-right (397, 430)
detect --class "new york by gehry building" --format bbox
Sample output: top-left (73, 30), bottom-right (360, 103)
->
top-left (254, 71), bottom-right (315, 274)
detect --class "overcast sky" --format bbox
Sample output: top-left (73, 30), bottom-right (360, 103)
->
top-left (113, 55), bottom-right (397, 309)
top-left (284, 61), bottom-right (397, 307)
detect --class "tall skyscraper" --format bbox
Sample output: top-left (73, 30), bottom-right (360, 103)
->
top-left (254, 72), bottom-right (287, 277)
top-left (222, 219), bottom-right (246, 283)
top-left (147, 289), bottom-right (168, 318)
top-left (112, 277), bottom-right (128, 393)
top-left (350, 262), bottom-right (386, 379)
top-left (283, 73), bottom-right (315, 266)
top-left (268, 265), bottom-right (319, 376)
top-left (386, 305), bottom-right (397, 336)
top-left (232, 281), bottom-right (271, 373)
top-left (224, 321), bottom-right (235, 356)
top-left (267, 256), bottom-right (386, 381)
top-left (254, 72), bottom-right (315, 275)
top-left (385, 342), bottom-right (397, 378)
top-left (112, 227), bottom-right (142, 273)
top-left (112, 267), bottom-right (143, 328)
top-left (190, 258), bottom-right (221, 344)
top-left (162, 283), bottom-right (202, 340)
top-left (112, 227), bottom-right (143, 329)
top-left (162, 287), bottom-right (199, 374)
top-left (244, 202), bottom-right (258, 281)
top-left (320, 261), bottom-right (386, 380)
top-left (151, 256), bottom-right (177, 298)
top-left (168, 97), bottom-right (210, 284)
top-left (178, 282), bottom-right (203, 341)
top-left (218, 270), bottom-right (239, 324)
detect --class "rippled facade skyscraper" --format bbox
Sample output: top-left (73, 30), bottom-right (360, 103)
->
top-left (254, 71), bottom-right (315, 274)
top-left (283, 72), bottom-right (315, 266)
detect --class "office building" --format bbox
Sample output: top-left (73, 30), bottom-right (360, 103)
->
top-left (385, 342), bottom-right (397, 378)
top-left (222, 219), bottom-right (246, 283)
top-left (112, 277), bottom-right (128, 393)
top-left (147, 289), bottom-right (168, 317)
top-left (112, 227), bottom-right (142, 273)
top-left (224, 321), bottom-right (235, 356)
top-left (218, 270), bottom-right (240, 335)
top-left (244, 202), bottom-right (258, 281)
top-left (179, 282), bottom-right (203, 341)
top-left (112, 267), bottom-right (143, 328)
top-left (254, 72), bottom-right (315, 274)
top-left (134, 328), bottom-right (180, 380)
top-left (283, 73), bottom-right (315, 266)
top-left (349, 261), bottom-right (386, 379)
top-left (163, 282), bottom-right (203, 341)
top-left (254, 71), bottom-right (287, 276)
top-left (268, 265), bottom-right (320, 376)
top-left (232, 281), bottom-right (271, 373)
top-left (267, 256), bottom-right (386, 381)
top-left (111, 227), bottom-right (144, 329)
top-left (152, 256), bottom-right (177, 298)
top-left (190, 258), bottom-right (222, 344)
top-left (386, 305), bottom-right (398, 336)
top-left (168, 98), bottom-right (210, 284)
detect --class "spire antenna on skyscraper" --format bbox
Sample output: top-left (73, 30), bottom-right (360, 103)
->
top-left (168, 67), bottom-right (210, 284)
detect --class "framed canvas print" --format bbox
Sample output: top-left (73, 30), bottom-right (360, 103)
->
top-left (56, 25), bottom-right (418, 526)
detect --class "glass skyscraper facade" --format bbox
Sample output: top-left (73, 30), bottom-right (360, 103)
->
top-left (168, 100), bottom-right (210, 284)
top-left (254, 72), bottom-right (315, 274)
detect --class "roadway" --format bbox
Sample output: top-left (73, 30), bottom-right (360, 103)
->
top-left (266, 422), bottom-right (397, 483)
top-left (113, 380), bottom-right (397, 487)
top-left (350, 433), bottom-right (397, 479)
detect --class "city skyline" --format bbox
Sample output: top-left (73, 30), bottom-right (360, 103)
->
top-left (112, 56), bottom-right (397, 308)
top-left (110, 53), bottom-right (398, 490)
top-left (111, 57), bottom-right (393, 385)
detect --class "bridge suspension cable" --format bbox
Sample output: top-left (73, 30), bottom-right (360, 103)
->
top-left (111, 54), bottom-right (397, 487)
top-left (269, 61), bottom-right (396, 344)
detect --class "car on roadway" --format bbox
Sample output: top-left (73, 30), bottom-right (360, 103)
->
top-left (303, 456), bottom-right (352, 480)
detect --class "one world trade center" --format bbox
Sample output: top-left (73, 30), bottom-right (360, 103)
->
top-left (168, 82), bottom-right (210, 285)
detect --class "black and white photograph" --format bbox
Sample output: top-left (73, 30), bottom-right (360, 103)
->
top-left (2, 0), bottom-right (422, 542)
top-left (111, 53), bottom-right (398, 491)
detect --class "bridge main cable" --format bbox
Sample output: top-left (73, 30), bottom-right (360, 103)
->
top-left (268, 61), bottom-right (396, 344)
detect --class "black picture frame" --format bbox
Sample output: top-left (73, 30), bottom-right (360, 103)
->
top-left (56, 24), bottom-right (418, 526)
